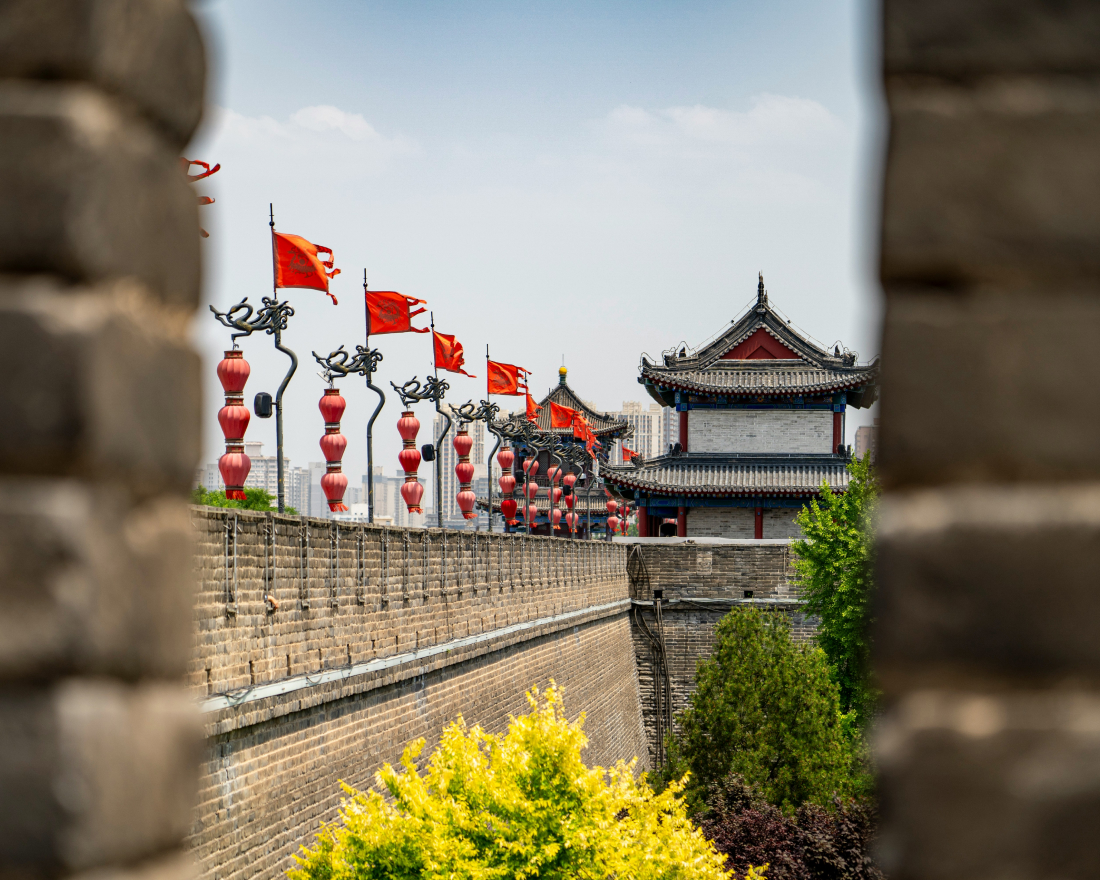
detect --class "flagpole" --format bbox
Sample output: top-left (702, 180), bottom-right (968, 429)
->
top-left (485, 345), bottom-right (495, 533)
top-left (269, 203), bottom-right (297, 515)
top-left (431, 312), bottom-right (451, 530)
top-left (363, 269), bottom-right (386, 525)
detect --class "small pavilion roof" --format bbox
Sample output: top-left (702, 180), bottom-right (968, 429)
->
top-left (640, 275), bottom-right (878, 408)
top-left (602, 453), bottom-right (851, 499)
top-left (496, 367), bottom-right (632, 440)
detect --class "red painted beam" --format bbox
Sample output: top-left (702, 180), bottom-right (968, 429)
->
top-left (677, 506), bottom-right (687, 537)
top-left (754, 506), bottom-right (763, 539)
top-left (679, 410), bottom-right (689, 451)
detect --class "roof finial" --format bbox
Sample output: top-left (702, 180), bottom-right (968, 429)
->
top-left (559, 365), bottom-right (568, 385)
top-left (757, 272), bottom-right (767, 306)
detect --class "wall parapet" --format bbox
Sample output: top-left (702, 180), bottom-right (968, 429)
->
top-left (189, 506), bottom-right (630, 710)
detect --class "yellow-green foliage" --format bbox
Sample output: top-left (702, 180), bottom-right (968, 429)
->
top-left (290, 684), bottom-right (759, 880)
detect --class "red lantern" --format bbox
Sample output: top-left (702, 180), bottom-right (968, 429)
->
top-left (318, 387), bottom-right (349, 512)
top-left (606, 498), bottom-right (619, 516)
top-left (547, 465), bottom-right (561, 484)
top-left (565, 511), bottom-right (578, 531)
top-left (497, 445), bottom-right (514, 471)
top-left (552, 486), bottom-right (562, 504)
top-left (397, 410), bottom-right (423, 513)
top-left (551, 507), bottom-right (562, 530)
top-left (523, 459), bottom-right (539, 477)
top-left (527, 503), bottom-right (539, 522)
top-left (217, 350), bottom-right (251, 500)
top-left (499, 473), bottom-right (516, 494)
top-left (453, 425), bottom-right (477, 520)
top-left (563, 472), bottom-right (577, 488)
top-left (565, 493), bottom-right (575, 510)
top-left (607, 515), bottom-right (620, 533)
top-left (501, 498), bottom-right (518, 523)
top-left (526, 482), bottom-right (540, 501)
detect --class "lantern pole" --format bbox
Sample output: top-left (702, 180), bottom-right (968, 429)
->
top-left (547, 438), bottom-right (563, 538)
top-left (485, 345), bottom-right (497, 533)
top-left (363, 270), bottom-right (386, 524)
top-left (430, 312), bottom-right (451, 529)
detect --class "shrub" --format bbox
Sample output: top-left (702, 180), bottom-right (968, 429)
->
top-left (700, 775), bottom-right (882, 880)
top-left (290, 684), bottom-right (758, 880)
top-left (191, 485), bottom-right (297, 515)
top-left (658, 608), bottom-right (866, 813)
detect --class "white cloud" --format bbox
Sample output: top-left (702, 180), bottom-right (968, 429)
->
top-left (203, 104), bottom-right (419, 177)
top-left (602, 94), bottom-right (843, 155)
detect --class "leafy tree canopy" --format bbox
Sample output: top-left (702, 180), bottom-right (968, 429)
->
top-left (660, 608), bottom-right (865, 814)
top-left (191, 485), bottom-right (297, 516)
top-left (291, 684), bottom-right (761, 880)
top-left (791, 455), bottom-right (878, 723)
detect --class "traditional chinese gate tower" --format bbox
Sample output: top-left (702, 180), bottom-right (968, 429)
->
top-left (606, 274), bottom-right (878, 539)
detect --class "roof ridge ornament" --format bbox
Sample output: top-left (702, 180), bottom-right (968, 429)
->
top-left (757, 272), bottom-right (767, 308)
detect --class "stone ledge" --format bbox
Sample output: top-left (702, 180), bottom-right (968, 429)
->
top-left (200, 599), bottom-right (632, 737)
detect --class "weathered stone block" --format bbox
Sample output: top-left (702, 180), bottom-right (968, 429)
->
top-left (876, 689), bottom-right (1100, 880)
top-left (884, 0), bottom-right (1100, 76)
top-left (0, 277), bottom-right (201, 493)
top-left (0, 680), bottom-right (201, 878)
top-left (876, 484), bottom-right (1100, 690)
top-left (881, 81), bottom-right (1100, 285)
top-left (0, 0), bottom-right (205, 147)
top-left (879, 288), bottom-right (1100, 486)
top-left (0, 479), bottom-right (193, 681)
top-left (0, 83), bottom-right (200, 307)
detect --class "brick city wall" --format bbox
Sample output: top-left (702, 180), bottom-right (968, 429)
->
top-left (188, 507), bottom-right (645, 880)
top-left (620, 538), bottom-right (814, 763)
top-left (688, 409), bottom-right (832, 454)
top-left (688, 506), bottom-right (803, 539)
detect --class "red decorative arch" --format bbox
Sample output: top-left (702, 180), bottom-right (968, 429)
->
top-left (721, 328), bottom-right (800, 360)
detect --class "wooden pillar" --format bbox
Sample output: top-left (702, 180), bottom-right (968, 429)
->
top-left (833, 410), bottom-right (843, 453)
top-left (677, 506), bottom-right (687, 537)
top-left (638, 506), bottom-right (648, 537)
top-left (679, 409), bottom-right (689, 451)
top-left (754, 506), bottom-right (763, 540)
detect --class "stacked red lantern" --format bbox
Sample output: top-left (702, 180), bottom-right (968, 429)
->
top-left (565, 511), bottom-right (578, 532)
top-left (318, 388), bottom-right (349, 512)
top-left (498, 446), bottom-right (517, 524)
top-left (454, 425), bottom-right (477, 520)
top-left (606, 497), bottom-right (620, 535)
top-left (216, 350), bottom-right (251, 500)
top-left (521, 458), bottom-right (539, 527)
top-left (547, 465), bottom-right (562, 530)
top-left (397, 410), bottom-right (424, 513)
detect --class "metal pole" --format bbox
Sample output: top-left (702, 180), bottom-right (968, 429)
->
top-left (363, 270), bottom-right (385, 524)
top-left (430, 312), bottom-right (450, 529)
top-left (486, 429), bottom-right (501, 533)
top-left (268, 204), bottom-right (294, 514)
top-left (523, 443), bottom-right (532, 536)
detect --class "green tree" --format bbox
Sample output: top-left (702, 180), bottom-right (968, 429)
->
top-left (661, 608), bottom-right (863, 814)
top-left (290, 684), bottom-right (758, 880)
top-left (191, 485), bottom-right (298, 515)
top-left (791, 455), bottom-right (878, 723)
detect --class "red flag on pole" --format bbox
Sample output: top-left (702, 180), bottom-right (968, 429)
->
top-left (526, 393), bottom-right (542, 422)
top-left (572, 413), bottom-right (590, 440)
top-left (433, 331), bottom-right (476, 378)
top-left (622, 445), bottom-right (638, 462)
top-left (366, 290), bottom-right (429, 334)
top-left (550, 401), bottom-right (578, 429)
top-left (273, 231), bottom-right (340, 303)
top-left (487, 360), bottom-right (529, 396)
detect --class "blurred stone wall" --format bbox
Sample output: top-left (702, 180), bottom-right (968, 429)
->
top-left (875, 2), bottom-right (1100, 877)
top-left (0, 2), bottom-right (206, 879)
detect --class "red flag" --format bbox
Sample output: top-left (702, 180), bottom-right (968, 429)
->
top-left (572, 413), bottom-right (590, 440)
top-left (487, 360), bottom-right (529, 396)
top-left (366, 290), bottom-right (429, 334)
top-left (433, 331), bottom-right (476, 378)
top-left (526, 393), bottom-right (542, 422)
top-left (622, 445), bottom-right (638, 462)
top-left (550, 401), bottom-right (578, 429)
top-left (273, 231), bottom-right (340, 303)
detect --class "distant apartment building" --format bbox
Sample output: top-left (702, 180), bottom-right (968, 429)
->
top-left (854, 419), bottom-right (879, 463)
top-left (609, 401), bottom-right (676, 463)
top-left (340, 467), bottom-right (427, 528)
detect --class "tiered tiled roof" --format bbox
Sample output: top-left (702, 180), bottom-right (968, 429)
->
top-left (603, 454), bottom-right (851, 498)
top-left (640, 276), bottom-right (878, 407)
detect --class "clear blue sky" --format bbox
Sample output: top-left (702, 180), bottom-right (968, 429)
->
top-left (190, 0), bottom-right (883, 482)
